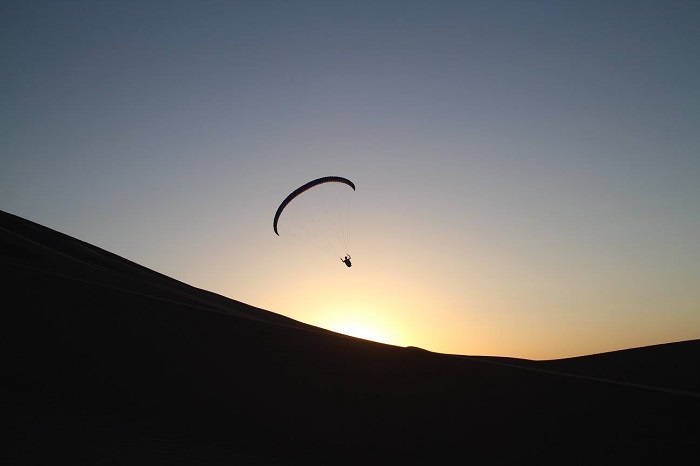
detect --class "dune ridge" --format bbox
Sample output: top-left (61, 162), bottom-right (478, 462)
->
top-left (2, 209), bottom-right (698, 464)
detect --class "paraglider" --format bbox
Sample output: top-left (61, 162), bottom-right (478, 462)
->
top-left (273, 176), bottom-right (355, 267)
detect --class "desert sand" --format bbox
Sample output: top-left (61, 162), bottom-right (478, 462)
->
top-left (2, 209), bottom-right (698, 464)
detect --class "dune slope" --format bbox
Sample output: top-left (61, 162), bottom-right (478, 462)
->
top-left (2, 209), bottom-right (698, 464)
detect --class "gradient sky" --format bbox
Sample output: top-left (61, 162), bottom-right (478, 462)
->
top-left (4, 1), bottom-right (699, 359)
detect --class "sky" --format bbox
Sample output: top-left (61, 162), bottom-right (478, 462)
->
top-left (3, 0), bottom-right (700, 359)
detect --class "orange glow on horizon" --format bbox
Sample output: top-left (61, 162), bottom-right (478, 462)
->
top-left (311, 300), bottom-right (400, 346)
top-left (326, 320), bottom-right (390, 344)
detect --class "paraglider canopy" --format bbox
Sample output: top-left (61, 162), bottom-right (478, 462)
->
top-left (273, 176), bottom-right (355, 235)
top-left (273, 176), bottom-right (355, 264)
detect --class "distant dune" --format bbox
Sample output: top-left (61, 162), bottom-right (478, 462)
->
top-left (2, 209), bottom-right (698, 464)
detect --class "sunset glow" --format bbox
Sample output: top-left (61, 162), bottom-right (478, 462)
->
top-left (314, 302), bottom-right (396, 346)
top-left (327, 320), bottom-right (389, 344)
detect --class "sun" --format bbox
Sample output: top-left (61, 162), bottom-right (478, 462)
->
top-left (304, 297), bottom-right (401, 347)
top-left (329, 320), bottom-right (389, 344)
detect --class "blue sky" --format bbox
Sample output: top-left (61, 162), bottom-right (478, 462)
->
top-left (3, 1), bottom-right (699, 359)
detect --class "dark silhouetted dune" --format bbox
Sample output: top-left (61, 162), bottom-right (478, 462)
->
top-left (2, 209), bottom-right (699, 464)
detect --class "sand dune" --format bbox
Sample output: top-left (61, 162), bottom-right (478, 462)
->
top-left (2, 209), bottom-right (698, 464)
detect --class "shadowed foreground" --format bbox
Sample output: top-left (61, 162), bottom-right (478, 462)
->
top-left (2, 209), bottom-right (698, 464)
